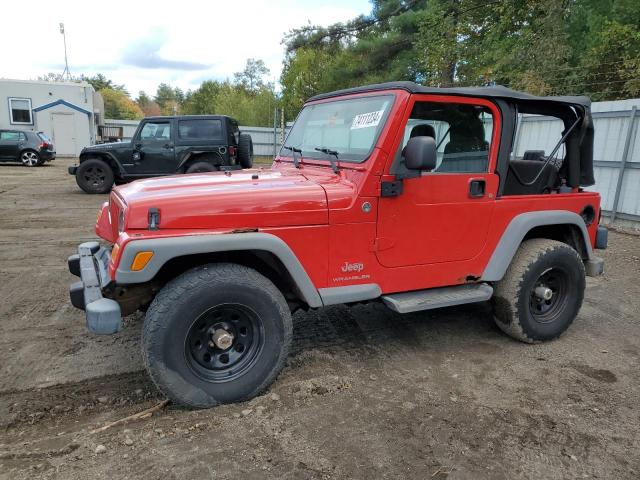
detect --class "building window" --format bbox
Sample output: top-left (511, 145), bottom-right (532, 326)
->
top-left (8, 98), bottom-right (33, 124)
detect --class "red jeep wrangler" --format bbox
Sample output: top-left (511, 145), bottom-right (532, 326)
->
top-left (68, 82), bottom-right (607, 408)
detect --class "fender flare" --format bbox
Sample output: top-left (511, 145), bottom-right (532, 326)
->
top-left (177, 149), bottom-right (225, 170)
top-left (115, 232), bottom-right (323, 308)
top-left (80, 151), bottom-right (126, 176)
top-left (481, 210), bottom-right (594, 282)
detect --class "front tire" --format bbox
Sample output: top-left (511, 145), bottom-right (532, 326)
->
top-left (142, 263), bottom-right (292, 408)
top-left (75, 158), bottom-right (114, 194)
top-left (492, 239), bottom-right (585, 343)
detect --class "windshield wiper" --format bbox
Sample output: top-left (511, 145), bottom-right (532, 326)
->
top-left (282, 145), bottom-right (302, 168)
top-left (314, 147), bottom-right (340, 174)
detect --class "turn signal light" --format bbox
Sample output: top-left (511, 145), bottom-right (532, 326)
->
top-left (131, 251), bottom-right (154, 271)
top-left (111, 242), bottom-right (120, 261)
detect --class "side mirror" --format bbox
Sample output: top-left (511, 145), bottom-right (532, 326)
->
top-left (404, 136), bottom-right (437, 171)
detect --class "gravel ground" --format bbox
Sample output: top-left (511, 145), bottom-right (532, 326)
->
top-left (1, 158), bottom-right (639, 479)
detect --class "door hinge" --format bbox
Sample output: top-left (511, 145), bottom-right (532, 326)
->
top-left (380, 180), bottom-right (403, 197)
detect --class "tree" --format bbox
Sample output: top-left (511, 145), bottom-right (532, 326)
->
top-left (38, 72), bottom-right (80, 82)
top-left (280, 0), bottom-right (640, 116)
top-left (182, 80), bottom-right (222, 115)
top-left (280, 47), bottom-right (335, 116)
top-left (100, 88), bottom-right (144, 120)
top-left (81, 74), bottom-right (127, 94)
top-left (154, 83), bottom-right (182, 115)
top-left (136, 91), bottom-right (152, 108)
top-left (234, 59), bottom-right (271, 92)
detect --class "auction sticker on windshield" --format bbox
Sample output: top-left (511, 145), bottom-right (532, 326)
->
top-left (351, 110), bottom-right (385, 130)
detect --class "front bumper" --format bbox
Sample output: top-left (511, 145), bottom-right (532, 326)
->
top-left (68, 165), bottom-right (78, 175)
top-left (68, 241), bottom-right (122, 334)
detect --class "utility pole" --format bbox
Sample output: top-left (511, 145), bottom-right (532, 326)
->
top-left (60, 23), bottom-right (71, 81)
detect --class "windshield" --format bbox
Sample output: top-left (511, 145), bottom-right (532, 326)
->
top-left (281, 95), bottom-right (394, 163)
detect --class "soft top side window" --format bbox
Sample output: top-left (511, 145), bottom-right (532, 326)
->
top-left (396, 101), bottom-right (494, 174)
top-left (178, 119), bottom-right (223, 140)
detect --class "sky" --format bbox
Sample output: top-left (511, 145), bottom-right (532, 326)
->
top-left (0, 0), bottom-right (371, 97)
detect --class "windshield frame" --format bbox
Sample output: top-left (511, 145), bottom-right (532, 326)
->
top-left (279, 93), bottom-right (397, 165)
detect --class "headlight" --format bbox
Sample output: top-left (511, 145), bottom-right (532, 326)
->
top-left (118, 209), bottom-right (125, 234)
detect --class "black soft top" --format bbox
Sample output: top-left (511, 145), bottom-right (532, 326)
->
top-left (308, 81), bottom-right (595, 189)
top-left (143, 114), bottom-right (236, 122)
top-left (307, 81), bottom-right (591, 109)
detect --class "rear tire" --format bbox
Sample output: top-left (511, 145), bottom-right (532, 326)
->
top-left (20, 150), bottom-right (40, 167)
top-left (142, 263), bottom-right (292, 408)
top-left (76, 158), bottom-right (114, 194)
top-left (237, 133), bottom-right (254, 168)
top-left (185, 161), bottom-right (218, 174)
top-left (492, 239), bottom-right (585, 343)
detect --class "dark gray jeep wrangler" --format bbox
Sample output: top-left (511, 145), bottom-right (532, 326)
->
top-left (69, 115), bottom-right (254, 193)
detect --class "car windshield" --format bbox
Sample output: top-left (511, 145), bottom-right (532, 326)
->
top-left (281, 95), bottom-right (394, 163)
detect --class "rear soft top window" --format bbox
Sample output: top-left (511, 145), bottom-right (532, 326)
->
top-left (178, 119), bottom-right (223, 140)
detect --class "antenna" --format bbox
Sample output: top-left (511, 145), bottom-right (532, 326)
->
top-left (60, 22), bottom-right (71, 80)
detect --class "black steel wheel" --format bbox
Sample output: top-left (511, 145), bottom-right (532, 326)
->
top-left (185, 304), bottom-right (264, 382)
top-left (528, 267), bottom-right (570, 323)
top-left (76, 158), bottom-right (114, 194)
top-left (142, 263), bottom-right (292, 408)
top-left (492, 239), bottom-right (585, 343)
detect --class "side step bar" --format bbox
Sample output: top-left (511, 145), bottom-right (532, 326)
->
top-left (381, 283), bottom-right (493, 314)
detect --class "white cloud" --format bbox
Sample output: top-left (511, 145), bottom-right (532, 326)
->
top-left (0, 0), bottom-right (370, 96)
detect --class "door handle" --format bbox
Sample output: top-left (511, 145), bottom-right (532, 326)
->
top-left (469, 179), bottom-right (486, 198)
top-left (163, 143), bottom-right (174, 149)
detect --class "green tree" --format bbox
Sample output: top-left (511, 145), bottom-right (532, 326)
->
top-left (280, 0), bottom-right (640, 115)
top-left (280, 47), bottom-right (335, 116)
top-left (181, 80), bottom-right (223, 115)
top-left (154, 83), bottom-right (180, 114)
top-left (82, 74), bottom-right (127, 94)
top-left (136, 91), bottom-right (152, 108)
top-left (234, 59), bottom-right (271, 92)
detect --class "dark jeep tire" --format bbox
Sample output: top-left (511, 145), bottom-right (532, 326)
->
top-left (142, 263), bottom-right (292, 408)
top-left (185, 161), bottom-right (219, 174)
top-left (492, 239), bottom-right (585, 343)
top-left (76, 158), bottom-right (114, 194)
top-left (237, 133), bottom-right (254, 169)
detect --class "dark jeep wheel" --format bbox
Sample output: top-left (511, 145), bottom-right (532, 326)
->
top-left (142, 263), bottom-right (292, 408)
top-left (76, 158), bottom-right (114, 194)
top-left (492, 239), bottom-right (585, 343)
top-left (185, 161), bottom-right (218, 174)
top-left (237, 133), bottom-right (254, 169)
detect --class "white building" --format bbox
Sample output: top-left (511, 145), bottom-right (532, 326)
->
top-left (0, 78), bottom-right (104, 156)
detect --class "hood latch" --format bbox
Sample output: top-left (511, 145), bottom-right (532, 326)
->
top-left (148, 208), bottom-right (160, 230)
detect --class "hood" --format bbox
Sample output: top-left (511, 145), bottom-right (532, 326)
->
top-left (115, 168), bottom-right (329, 230)
top-left (85, 141), bottom-right (130, 151)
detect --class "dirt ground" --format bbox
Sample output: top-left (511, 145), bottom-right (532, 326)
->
top-left (1, 157), bottom-right (639, 480)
